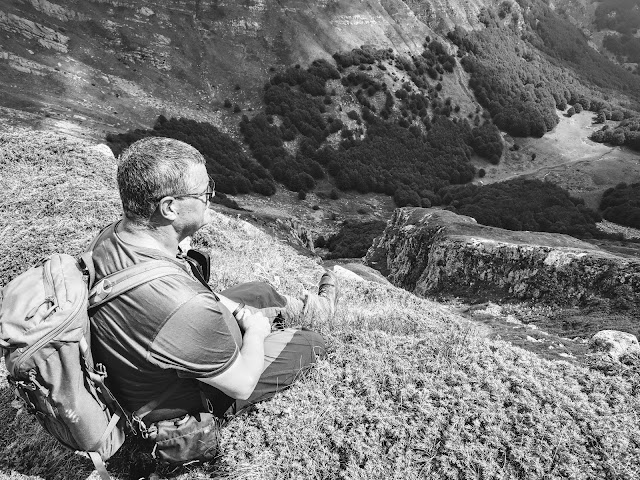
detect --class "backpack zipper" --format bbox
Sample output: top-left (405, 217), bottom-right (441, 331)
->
top-left (12, 299), bottom-right (85, 377)
top-left (11, 263), bottom-right (86, 377)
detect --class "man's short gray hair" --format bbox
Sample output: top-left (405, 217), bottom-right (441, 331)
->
top-left (117, 137), bottom-right (206, 223)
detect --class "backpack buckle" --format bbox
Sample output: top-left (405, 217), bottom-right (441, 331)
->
top-left (91, 279), bottom-right (113, 304)
top-left (95, 363), bottom-right (108, 378)
top-left (132, 414), bottom-right (149, 438)
top-left (10, 381), bottom-right (37, 412)
top-left (14, 379), bottom-right (37, 391)
top-left (24, 370), bottom-right (52, 400)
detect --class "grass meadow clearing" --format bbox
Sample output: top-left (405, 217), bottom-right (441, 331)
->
top-left (476, 110), bottom-right (640, 210)
top-left (1, 128), bottom-right (640, 479)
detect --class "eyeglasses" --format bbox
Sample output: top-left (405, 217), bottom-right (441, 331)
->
top-left (161, 177), bottom-right (215, 204)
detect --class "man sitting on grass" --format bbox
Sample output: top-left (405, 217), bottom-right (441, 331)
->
top-left (89, 136), bottom-right (338, 432)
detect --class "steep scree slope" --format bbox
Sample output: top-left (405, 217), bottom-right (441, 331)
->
top-left (0, 0), bottom-right (510, 138)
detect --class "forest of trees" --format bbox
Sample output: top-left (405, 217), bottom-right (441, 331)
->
top-left (238, 47), bottom-right (498, 204)
top-left (313, 116), bottom-right (476, 206)
top-left (600, 182), bottom-right (640, 229)
top-left (519, 0), bottom-right (640, 99)
top-left (451, 26), bottom-right (571, 138)
top-left (603, 34), bottom-right (640, 67)
top-left (448, 0), bottom-right (640, 137)
top-left (594, 0), bottom-right (640, 36)
top-left (590, 117), bottom-right (640, 151)
top-left (439, 179), bottom-right (604, 239)
top-left (109, 45), bottom-right (504, 207)
top-left (106, 116), bottom-right (277, 196)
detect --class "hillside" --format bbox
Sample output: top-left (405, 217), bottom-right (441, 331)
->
top-left (2, 130), bottom-right (640, 479)
top-left (0, 0), bottom-right (449, 139)
top-left (2, 0), bottom-right (639, 137)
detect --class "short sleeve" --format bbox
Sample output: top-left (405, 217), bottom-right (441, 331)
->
top-left (148, 293), bottom-right (242, 378)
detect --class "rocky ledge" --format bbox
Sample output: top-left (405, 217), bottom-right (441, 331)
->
top-left (366, 208), bottom-right (640, 310)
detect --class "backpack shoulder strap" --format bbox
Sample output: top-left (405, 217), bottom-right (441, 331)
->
top-left (88, 260), bottom-right (190, 310)
top-left (81, 222), bottom-right (118, 288)
top-left (80, 251), bottom-right (97, 288)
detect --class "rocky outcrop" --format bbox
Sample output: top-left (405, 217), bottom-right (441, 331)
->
top-left (0, 52), bottom-right (57, 75)
top-left (23, 0), bottom-right (90, 22)
top-left (402, 0), bottom-right (525, 33)
top-left (0, 11), bottom-right (68, 52)
top-left (366, 208), bottom-right (640, 308)
top-left (275, 217), bottom-right (315, 252)
top-left (589, 330), bottom-right (640, 362)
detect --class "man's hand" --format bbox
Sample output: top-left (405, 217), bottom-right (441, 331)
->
top-left (236, 310), bottom-right (271, 338)
top-left (197, 309), bottom-right (271, 400)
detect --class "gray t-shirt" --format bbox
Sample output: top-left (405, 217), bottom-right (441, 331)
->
top-left (90, 221), bottom-right (242, 420)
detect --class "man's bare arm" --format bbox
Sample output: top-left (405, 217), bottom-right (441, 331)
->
top-left (196, 311), bottom-right (271, 400)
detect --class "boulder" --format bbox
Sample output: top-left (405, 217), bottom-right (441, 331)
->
top-left (89, 144), bottom-right (115, 159)
top-left (589, 330), bottom-right (640, 362)
top-left (365, 207), bottom-right (640, 308)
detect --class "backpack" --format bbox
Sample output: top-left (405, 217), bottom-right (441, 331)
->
top-left (0, 252), bottom-right (191, 479)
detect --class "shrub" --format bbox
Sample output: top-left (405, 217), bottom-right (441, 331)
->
top-left (324, 220), bottom-right (386, 258)
top-left (440, 178), bottom-right (605, 238)
top-left (600, 182), bottom-right (640, 228)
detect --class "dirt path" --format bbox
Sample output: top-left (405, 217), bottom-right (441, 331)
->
top-left (510, 146), bottom-right (621, 182)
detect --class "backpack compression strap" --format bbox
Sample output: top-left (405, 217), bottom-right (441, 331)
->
top-left (87, 451), bottom-right (111, 480)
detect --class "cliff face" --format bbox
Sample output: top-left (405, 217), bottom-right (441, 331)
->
top-left (366, 208), bottom-right (640, 309)
top-left (0, 0), bottom-right (510, 138)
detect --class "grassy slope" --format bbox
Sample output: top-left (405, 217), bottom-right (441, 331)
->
top-left (1, 129), bottom-right (639, 479)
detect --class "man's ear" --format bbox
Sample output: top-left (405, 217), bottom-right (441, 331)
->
top-left (157, 196), bottom-right (178, 220)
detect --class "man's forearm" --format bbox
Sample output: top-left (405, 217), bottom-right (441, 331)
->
top-left (239, 326), bottom-right (267, 384)
top-left (197, 307), bottom-right (271, 400)
top-left (197, 326), bottom-right (266, 400)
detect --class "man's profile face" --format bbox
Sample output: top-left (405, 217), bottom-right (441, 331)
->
top-left (176, 163), bottom-right (214, 237)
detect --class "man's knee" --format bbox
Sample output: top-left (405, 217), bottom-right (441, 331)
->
top-left (263, 328), bottom-right (326, 368)
top-left (294, 328), bottom-right (327, 361)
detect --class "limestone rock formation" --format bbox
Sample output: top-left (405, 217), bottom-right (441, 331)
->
top-left (0, 11), bottom-right (68, 52)
top-left (366, 208), bottom-right (640, 308)
top-left (274, 217), bottom-right (316, 252)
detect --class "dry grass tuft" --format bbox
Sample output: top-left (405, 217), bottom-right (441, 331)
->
top-left (1, 129), bottom-right (640, 480)
top-left (0, 129), bottom-right (121, 286)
